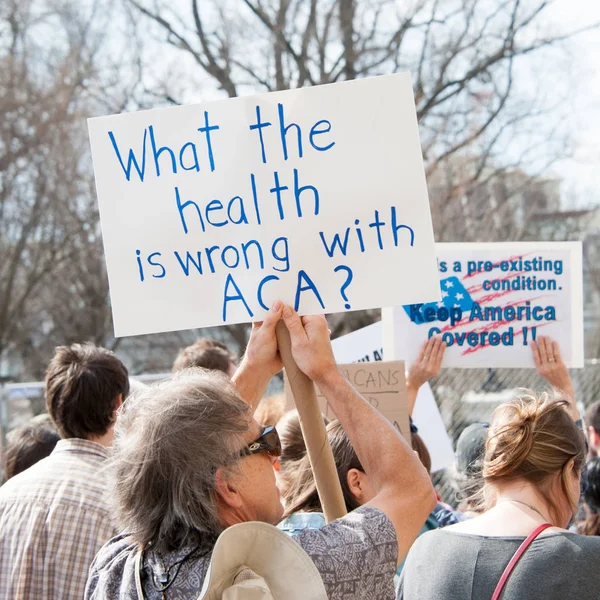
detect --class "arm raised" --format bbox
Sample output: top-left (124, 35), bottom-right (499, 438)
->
top-left (531, 336), bottom-right (579, 422)
top-left (281, 306), bottom-right (436, 564)
top-left (406, 336), bottom-right (446, 416)
top-left (232, 302), bottom-right (283, 411)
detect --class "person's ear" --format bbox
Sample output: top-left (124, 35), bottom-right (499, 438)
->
top-left (215, 468), bottom-right (243, 509)
top-left (589, 427), bottom-right (600, 451)
top-left (561, 458), bottom-right (580, 508)
top-left (112, 394), bottom-right (123, 421)
top-left (346, 468), bottom-right (364, 501)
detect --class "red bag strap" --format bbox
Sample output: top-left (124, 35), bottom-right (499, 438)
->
top-left (491, 523), bottom-right (553, 600)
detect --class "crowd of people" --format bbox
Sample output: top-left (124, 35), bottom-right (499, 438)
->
top-left (1, 303), bottom-right (600, 599)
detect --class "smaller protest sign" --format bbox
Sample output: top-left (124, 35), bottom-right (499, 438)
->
top-left (331, 322), bottom-right (383, 363)
top-left (412, 383), bottom-right (454, 472)
top-left (383, 241), bottom-right (584, 368)
top-left (285, 361), bottom-right (410, 441)
top-left (331, 322), bottom-right (454, 471)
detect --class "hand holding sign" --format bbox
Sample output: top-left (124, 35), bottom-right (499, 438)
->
top-left (282, 308), bottom-right (337, 383)
top-left (407, 337), bottom-right (447, 415)
top-left (88, 73), bottom-right (439, 337)
top-left (383, 242), bottom-right (584, 368)
top-left (407, 337), bottom-right (446, 389)
top-left (88, 74), bottom-right (441, 526)
top-left (277, 308), bottom-right (346, 522)
top-left (531, 336), bottom-right (578, 421)
top-left (244, 302), bottom-right (284, 376)
top-left (232, 301), bottom-right (284, 411)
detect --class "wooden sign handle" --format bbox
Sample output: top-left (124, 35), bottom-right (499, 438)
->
top-left (276, 321), bottom-right (347, 523)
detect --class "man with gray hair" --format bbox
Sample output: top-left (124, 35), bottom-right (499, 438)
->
top-left (86, 303), bottom-right (435, 600)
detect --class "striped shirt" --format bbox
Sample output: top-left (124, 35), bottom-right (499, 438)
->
top-left (0, 438), bottom-right (116, 600)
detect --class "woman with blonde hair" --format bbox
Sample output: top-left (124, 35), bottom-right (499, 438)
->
top-left (398, 386), bottom-right (600, 599)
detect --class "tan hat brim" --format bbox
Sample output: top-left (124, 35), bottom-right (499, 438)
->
top-left (199, 522), bottom-right (327, 600)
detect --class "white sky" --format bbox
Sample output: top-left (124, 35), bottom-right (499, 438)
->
top-left (115, 0), bottom-right (600, 209)
top-left (544, 0), bottom-right (600, 208)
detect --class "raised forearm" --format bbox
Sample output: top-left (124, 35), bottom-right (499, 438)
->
top-left (232, 357), bottom-right (272, 412)
top-left (406, 383), bottom-right (419, 417)
top-left (316, 367), bottom-right (429, 493)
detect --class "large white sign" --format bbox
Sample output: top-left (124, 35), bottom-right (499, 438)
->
top-left (88, 74), bottom-right (439, 336)
top-left (331, 322), bottom-right (455, 472)
top-left (383, 242), bottom-right (584, 368)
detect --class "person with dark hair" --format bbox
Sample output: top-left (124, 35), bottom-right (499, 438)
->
top-left (172, 337), bottom-right (237, 376)
top-left (277, 415), bottom-right (463, 580)
top-left (277, 410), bottom-right (309, 463)
top-left (453, 421), bottom-right (490, 516)
top-left (410, 430), bottom-right (431, 473)
top-left (275, 409), bottom-right (329, 503)
top-left (408, 421), bottom-right (465, 531)
top-left (3, 414), bottom-right (60, 480)
top-left (584, 401), bottom-right (600, 458)
top-left (280, 420), bottom-right (370, 529)
top-left (0, 343), bottom-right (129, 600)
top-left (86, 305), bottom-right (435, 600)
top-left (577, 456), bottom-right (600, 536)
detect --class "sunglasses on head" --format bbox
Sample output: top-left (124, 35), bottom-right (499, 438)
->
top-left (240, 425), bottom-right (282, 458)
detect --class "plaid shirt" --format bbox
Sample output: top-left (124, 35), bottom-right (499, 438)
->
top-left (0, 438), bottom-right (117, 600)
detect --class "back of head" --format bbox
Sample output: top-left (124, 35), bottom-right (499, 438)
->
top-left (411, 432), bottom-right (431, 474)
top-left (455, 422), bottom-right (489, 477)
top-left (4, 414), bottom-right (60, 479)
top-left (255, 395), bottom-right (285, 428)
top-left (585, 401), bottom-right (600, 434)
top-left (453, 422), bottom-right (489, 511)
top-left (108, 368), bottom-right (252, 552)
top-left (578, 457), bottom-right (600, 536)
top-left (277, 410), bottom-right (330, 502)
top-left (172, 338), bottom-right (237, 375)
top-left (282, 420), bottom-right (362, 517)
top-left (45, 343), bottom-right (129, 440)
top-left (483, 392), bottom-right (586, 516)
top-left (583, 456), bottom-right (600, 513)
top-left (277, 411), bottom-right (308, 465)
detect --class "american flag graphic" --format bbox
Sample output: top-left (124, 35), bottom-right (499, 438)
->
top-left (402, 254), bottom-right (556, 357)
top-left (403, 276), bottom-right (474, 321)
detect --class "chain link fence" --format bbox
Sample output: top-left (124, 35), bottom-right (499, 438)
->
top-left (2, 363), bottom-right (599, 500)
top-left (429, 362), bottom-right (600, 506)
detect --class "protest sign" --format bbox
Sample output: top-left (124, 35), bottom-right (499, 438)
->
top-left (331, 322), bottom-right (455, 471)
top-left (285, 361), bottom-right (410, 441)
top-left (383, 242), bottom-right (584, 368)
top-left (411, 383), bottom-right (455, 472)
top-left (88, 73), bottom-right (439, 336)
top-left (330, 321), bottom-right (383, 363)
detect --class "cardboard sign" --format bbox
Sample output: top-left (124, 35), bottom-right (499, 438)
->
top-left (331, 322), bottom-right (455, 471)
top-left (383, 242), bottom-right (584, 368)
top-left (88, 73), bottom-right (439, 336)
top-left (284, 361), bottom-right (410, 441)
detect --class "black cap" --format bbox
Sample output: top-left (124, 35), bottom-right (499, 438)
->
top-left (455, 422), bottom-right (490, 475)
